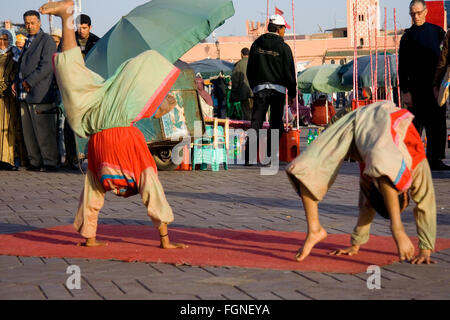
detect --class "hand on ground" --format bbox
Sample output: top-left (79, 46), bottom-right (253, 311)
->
top-left (393, 231), bottom-right (415, 262)
top-left (411, 249), bottom-right (437, 265)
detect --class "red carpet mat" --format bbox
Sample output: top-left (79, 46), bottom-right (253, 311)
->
top-left (1, 225), bottom-right (450, 273)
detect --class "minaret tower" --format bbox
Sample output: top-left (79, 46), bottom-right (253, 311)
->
top-left (347, 0), bottom-right (380, 47)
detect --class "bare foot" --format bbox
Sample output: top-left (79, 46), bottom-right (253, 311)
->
top-left (154, 94), bottom-right (177, 119)
top-left (296, 227), bottom-right (327, 262)
top-left (78, 238), bottom-right (109, 247)
top-left (160, 242), bottom-right (188, 249)
top-left (39, 0), bottom-right (74, 17)
top-left (329, 245), bottom-right (360, 256)
top-left (159, 234), bottom-right (188, 249)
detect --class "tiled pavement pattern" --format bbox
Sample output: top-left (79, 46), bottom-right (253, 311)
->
top-left (0, 128), bottom-right (449, 300)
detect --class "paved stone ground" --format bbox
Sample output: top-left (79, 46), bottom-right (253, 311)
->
top-left (0, 128), bottom-right (449, 301)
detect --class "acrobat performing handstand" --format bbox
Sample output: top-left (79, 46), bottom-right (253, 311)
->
top-left (40, 0), bottom-right (187, 249)
top-left (286, 101), bottom-right (437, 264)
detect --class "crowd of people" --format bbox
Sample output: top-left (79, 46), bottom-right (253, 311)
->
top-left (2, 0), bottom-right (448, 174)
top-left (1, 0), bottom-right (449, 174)
top-left (0, 10), bottom-right (98, 172)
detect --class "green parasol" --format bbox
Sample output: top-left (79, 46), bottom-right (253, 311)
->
top-left (338, 54), bottom-right (398, 88)
top-left (85, 0), bottom-right (235, 78)
top-left (298, 64), bottom-right (352, 93)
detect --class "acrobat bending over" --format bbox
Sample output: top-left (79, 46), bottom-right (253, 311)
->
top-left (286, 101), bottom-right (436, 264)
top-left (40, 1), bottom-right (186, 249)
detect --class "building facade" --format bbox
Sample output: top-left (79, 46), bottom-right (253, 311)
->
top-left (181, 0), bottom-right (403, 69)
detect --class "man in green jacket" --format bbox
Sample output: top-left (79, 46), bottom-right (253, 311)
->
top-left (231, 48), bottom-right (253, 120)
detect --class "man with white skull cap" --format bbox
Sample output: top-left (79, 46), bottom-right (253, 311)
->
top-left (245, 13), bottom-right (297, 165)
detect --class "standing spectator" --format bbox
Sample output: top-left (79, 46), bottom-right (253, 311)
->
top-left (13, 34), bottom-right (27, 62)
top-left (6, 28), bottom-right (28, 166)
top-left (211, 72), bottom-right (227, 119)
top-left (231, 47), bottom-right (253, 121)
top-left (12, 10), bottom-right (58, 172)
top-left (15, 34), bottom-right (26, 51)
top-left (3, 21), bottom-right (16, 44)
top-left (433, 29), bottom-right (450, 106)
top-left (75, 14), bottom-right (99, 58)
top-left (195, 74), bottom-right (214, 119)
top-left (50, 28), bottom-right (62, 50)
top-left (195, 75), bottom-right (213, 107)
top-left (50, 28), bottom-right (65, 166)
top-left (246, 14), bottom-right (297, 163)
top-left (0, 29), bottom-right (18, 171)
top-left (4, 20), bottom-right (23, 63)
top-left (399, 0), bottom-right (448, 170)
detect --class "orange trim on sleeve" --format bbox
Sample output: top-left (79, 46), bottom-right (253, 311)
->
top-left (132, 67), bottom-right (181, 123)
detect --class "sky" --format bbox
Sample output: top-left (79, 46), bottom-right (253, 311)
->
top-left (1, 0), bottom-right (412, 39)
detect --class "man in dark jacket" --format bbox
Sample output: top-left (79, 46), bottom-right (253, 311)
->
top-left (13, 10), bottom-right (58, 172)
top-left (399, 0), bottom-right (448, 170)
top-left (246, 14), bottom-right (296, 164)
top-left (75, 14), bottom-right (99, 58)
top-left (231, 47), bottom-right (253, 120)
